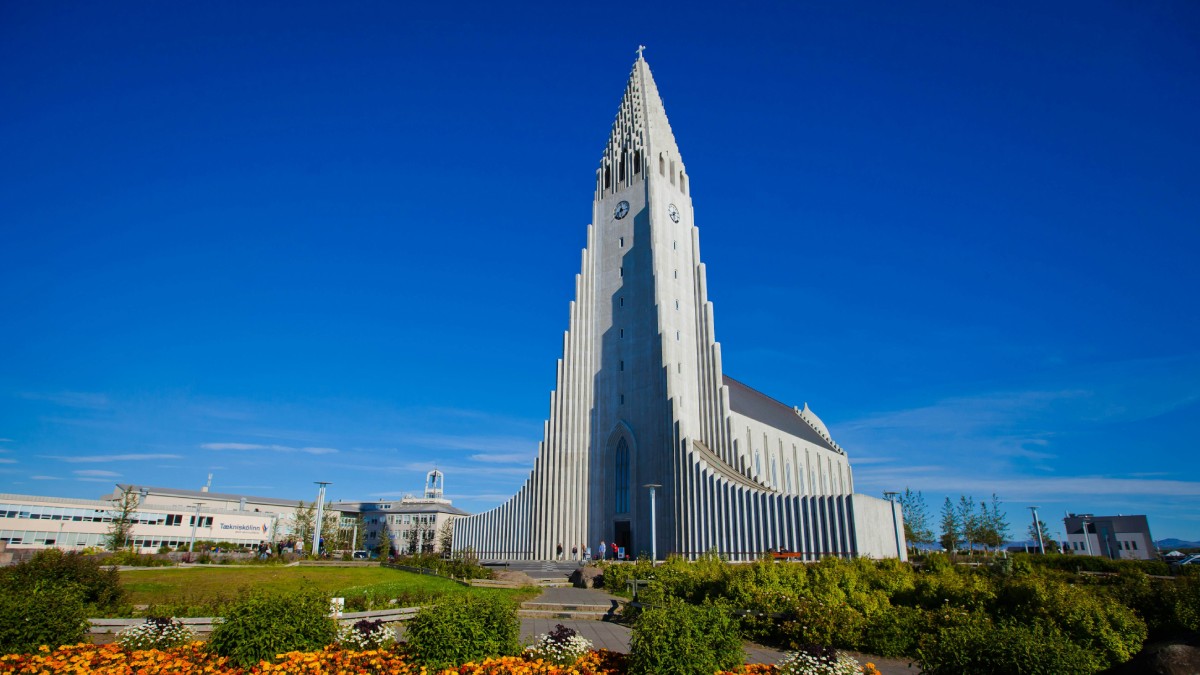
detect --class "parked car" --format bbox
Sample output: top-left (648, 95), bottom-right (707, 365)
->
top-left (352, 550), bottom-right (370, 559)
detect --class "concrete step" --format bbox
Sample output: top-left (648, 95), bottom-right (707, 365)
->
top-left (517, 609), bottom-right (615, 621)
top-left (521, 602), bottom-right (614, 612)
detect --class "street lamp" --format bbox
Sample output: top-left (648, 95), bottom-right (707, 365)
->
top-left (312, 482), bottom-right (331, 557)
top-left (883, 491), bottom-right (903, 560)
top-left (188, 503), bottom-right (205, 554)
top-left (1028, 506), bottom-right (1045, 554)
top-left (643, 484), bottom-right (662, 562)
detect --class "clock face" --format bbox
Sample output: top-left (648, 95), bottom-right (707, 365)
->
top-left (614, 201), bottom-right (630, 220)
top-left (667, 203), bottom-right (680, 223)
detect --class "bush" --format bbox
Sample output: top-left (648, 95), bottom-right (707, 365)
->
top-left (993, 575), bottom-right (1146, 669)
top-left (917, 612), bottom-right (1098, 674)
top-left (392, 552), bottom-right (493, 580)
top-left (405, 593), bottom-right (520, 669)
top-left (0, 549), bottom-right (128, 615)
top-left (0, 583), bottom-right (89, 654)
top-left (628, 597), bottom-right (743, 675)
top-left (778, 597), bottom-right (865, 651)
top-left (206, 588), bottom-right (338, 666)
top-left (116, 617), bottom-right (196, 650)
top-left (106, 551), bottom-right (172, 567)
top-left (860, 604), bottom-right (925, 657)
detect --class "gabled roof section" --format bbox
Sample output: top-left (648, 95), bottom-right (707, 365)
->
top-left (599, 51), bottom-right (683, 193)
top-left (723, 376), bottom-right (844, 454)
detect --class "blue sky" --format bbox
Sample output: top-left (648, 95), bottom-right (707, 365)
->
top-left (2, 2), bottom-right (1197, 541)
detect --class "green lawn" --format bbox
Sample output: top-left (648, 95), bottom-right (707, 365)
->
top-left (119, 565), bottom-right (535, 616)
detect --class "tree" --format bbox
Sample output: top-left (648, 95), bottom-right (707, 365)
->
top-left (105, 487), bottom-right (140, 551)
top-left (957, 495), bottom-right (979, 554)
top-left (979, 493), bottom-right (1009, 551)
top-left (896, 488), bottom-right (934, 550)
top-left (290, 501), bottom-right (315, 547)
top-left (377, 524), bottom-right (393, 559)
top-left (940, 497), bottom-right (960, 552)
top-left (438, 518), bottom-right (455, 555)
top-left (1028, 519), bottom-right (1057, 549)
top-left (318, 502), bottom-right (339, 551)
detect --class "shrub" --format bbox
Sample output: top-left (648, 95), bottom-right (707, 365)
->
top-left (107, 551), bottom-right (172, 567)
top-left (206, 588), bottom-right (338, 666)
top-left (116, 617), bottom-right (196, 650)
top-left (860, 604), bottom-right (925, 657)
top-left (778, 597), bottom-right (866, 651)
top-left (993, 575), bottom-right (1147, 669)
top-left (917, 612), bottom-right (1098, 675)
top-left (628, 597), bottom-right (743, 675)
top-left (0, 549), bottom-right (128, 615)
top-left (404, 593), bottom-right (520, 669)
top-left (525, 623), bottom-right (594, 665)
top-left (392, 552), bottom-right (493, 580)
top-left (335, 618), bottom-right (395, 651)
top-left (0, 583), bottom-right (89, 654)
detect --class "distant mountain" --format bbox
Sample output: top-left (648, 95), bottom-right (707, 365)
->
top-left (1156, 538), bottom-right (1200, 550)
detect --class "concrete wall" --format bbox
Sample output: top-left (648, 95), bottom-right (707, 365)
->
top-left (850, 494), bottom-right (908, 561)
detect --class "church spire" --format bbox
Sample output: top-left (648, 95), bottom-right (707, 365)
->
top-left (598, 48), bottom-right (684, 195)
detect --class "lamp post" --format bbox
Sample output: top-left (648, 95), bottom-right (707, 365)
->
top-left (312, 482), bottom-right (331, 557)
top-left (883, 491), bottom-right (903, 560)
top-left (188, 503), bottom-right (205, 553)
top-left (643, 484), bottom-right (661, 562)
top-left (1081, 517), bottom-right (1093, 556)
top-left (1028, 506), bottom-right (1045, 554)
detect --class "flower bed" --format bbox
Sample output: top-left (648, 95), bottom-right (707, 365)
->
top-left (0, 644), bottom-right (784, 674)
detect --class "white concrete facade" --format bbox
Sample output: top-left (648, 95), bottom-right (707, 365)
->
top-left (452, 54), bottom-right (905, 562)
top-left (0, 492), bottom-right (275, 552)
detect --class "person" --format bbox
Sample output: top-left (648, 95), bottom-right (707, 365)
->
top-left (556, 542), bottom-right (563, 560)
top-left (611, 542), bottom-right (618, 560)
top-left (599, 539), bottom-right (606, 561)
top-left (571, 544), bottom-right (578, 560)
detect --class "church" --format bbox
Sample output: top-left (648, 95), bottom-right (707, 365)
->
top-left (453, 52), bottom-right (906, 562)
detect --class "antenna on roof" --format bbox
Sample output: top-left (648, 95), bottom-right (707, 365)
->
top-left (202, 473), bottom-right (213, 493)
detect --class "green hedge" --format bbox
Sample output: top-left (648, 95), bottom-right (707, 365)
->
top-left (628, 597), bottom-right (743, 675)
top-left (405, 593), bottom-right (520, 669)
top-left (0, 583), bottom-right (89, 654)
top-left (206, 588), bottom-right (338, 666)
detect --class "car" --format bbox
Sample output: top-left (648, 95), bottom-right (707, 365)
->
top-left (352, 550), bottom-right (369, 559)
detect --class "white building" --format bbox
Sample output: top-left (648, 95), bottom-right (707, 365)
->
top-left (1063, 513), bottom-right (1155, 561)
top-left (453, 53), bottom-right (905, 561)
top-left (339, 471), bottom-right (468, 555)
top-left (0, 491), bottom-right (276, 552)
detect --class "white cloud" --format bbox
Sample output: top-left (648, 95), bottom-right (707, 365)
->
top-left (73, 469), bottom-right (120, 477)
top-left (22, 391), bottom-right (111, 409)
top-left (468, 453), bottom-right (534, 464)
top-left (0, 458), bottom-right (16, 464)
top-left (51, 453), bottom-right (183, 463)
top-left (31, 475), bottom-right (60, 480)
top-left (201, 443), bottom-right (338, 455)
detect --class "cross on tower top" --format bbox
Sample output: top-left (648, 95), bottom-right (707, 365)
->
top-left (636, 45), bottom-right (646, 60)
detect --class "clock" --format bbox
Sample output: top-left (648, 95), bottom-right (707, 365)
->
top-left (667, 203), bottom-right (680, 223)
top-left (614, 201), bottom-right (630, 220)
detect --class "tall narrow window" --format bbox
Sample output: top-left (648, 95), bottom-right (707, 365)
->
top-left (659, 154), bottom-right (665, 175)
top-left (615, 438), bottom-right (630, 513)
top-left (785, 461), bottom-right (793, 493)
top-left (754, 450), bottom-right (762, 478)
top-left (619, 236), bottom-right (624, 247)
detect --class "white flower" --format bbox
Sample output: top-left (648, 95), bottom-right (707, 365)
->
top-left (116, 619), bottom-right (196, 651)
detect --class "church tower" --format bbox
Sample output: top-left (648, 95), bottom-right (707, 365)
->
top-left (453, 52), bottom-right (905, 561)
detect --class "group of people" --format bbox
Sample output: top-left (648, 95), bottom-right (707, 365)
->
top-left (553, 540), bottom-right (627, 562)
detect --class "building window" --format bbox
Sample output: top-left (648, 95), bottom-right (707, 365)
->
top-left (619, 237), bottom-right (624, 247)
top-left (620, 360), bottom-right (625, 371)
top-left (620, 328), bottom-right (624, 338)
top-left (755, 450), bottom-right (762, 478)
top-left (615, 438), bottom-right (630, 513)
top-left (1132, 540), bottom-right (1138, 550)
top-left (620, 394), bottom-right (625, 405)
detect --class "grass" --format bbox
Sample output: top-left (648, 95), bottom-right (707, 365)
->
top-left (119, 566), bottom-right (536, 617)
